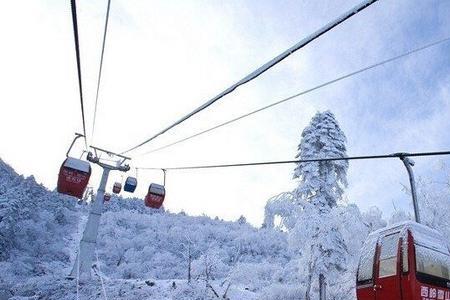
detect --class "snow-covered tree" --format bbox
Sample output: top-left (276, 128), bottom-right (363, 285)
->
top-left (404, 173), bottom-right (450, 241)
top-left (291, 111), bottom-right (349, 299)
top-left (362, 206), bottom-right (387, 231)
top-left (293, 110), bottom-right (348, 210)
top-left (263, 192), bottom-right (298, 230)
top-left (237, 215), bottom-right (247, 225)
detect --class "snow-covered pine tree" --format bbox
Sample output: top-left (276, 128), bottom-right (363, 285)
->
top-left (293, 110), bottom-right (348, 210)
top-left (291, 111), bottom-right (349, 299)
top-left (237, 215), bottom-right (247, 225)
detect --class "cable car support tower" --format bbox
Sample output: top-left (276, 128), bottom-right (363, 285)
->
top-left (397, 153), bottom-right (421, 223)
top-left (69, 146), bottom-right (130, 279)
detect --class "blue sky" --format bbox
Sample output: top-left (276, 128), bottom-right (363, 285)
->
top-left (0, 0), bottom-right (449, 225)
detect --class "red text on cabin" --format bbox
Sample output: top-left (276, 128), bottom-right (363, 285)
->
top-left (145, 183), bottom-right (165, 209)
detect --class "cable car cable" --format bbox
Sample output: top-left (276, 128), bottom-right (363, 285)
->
top-left (137, 36), bottom-right (450, 156)
top-left (91, 0), bottom-right (112, 144)
top-left (70, 0), bottom-right (88, 149)
top-left (137, 150), bottom-right (450, 171)
top-left (120, 0), bottom-right (380, 155)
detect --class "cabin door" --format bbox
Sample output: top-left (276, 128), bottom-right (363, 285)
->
top-left (374, 232), bottom-right (402, 300)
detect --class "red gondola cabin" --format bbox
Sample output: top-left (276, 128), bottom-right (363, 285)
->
top-left (145, 183), bottom-right (165, 209)
top-left (113, 182), bottom-right (122, 194)
top-left (356, 221), bottom-right (450, 300)
top-left (57, 157), bottom-right (91, 199)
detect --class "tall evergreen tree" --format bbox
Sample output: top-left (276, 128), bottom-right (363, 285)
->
top-left (291, 111), bottom-right (349, 299)
top-left (293, 110), bottom-right (348, 210)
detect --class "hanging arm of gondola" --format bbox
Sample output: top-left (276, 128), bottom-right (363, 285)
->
top-left (66, 133), bottom-right (85, 158)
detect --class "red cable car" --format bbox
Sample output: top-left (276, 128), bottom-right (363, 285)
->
top-left (113, 182), bottom-right (122, 194)
top-left (104, 193), bottom-right (111, 202)
top-left (145, 183), bottom-right (165, 209)
top-left (356, 221), bottom-right (450, 300)
top-left (57, 157), bottom-right (92, 199)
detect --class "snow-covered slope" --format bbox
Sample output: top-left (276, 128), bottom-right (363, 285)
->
top-left (0, 159), bottom-right (85, 298)
top-left (0, 159), bottom-right (287, 299)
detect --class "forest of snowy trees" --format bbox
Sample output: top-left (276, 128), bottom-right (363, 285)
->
top-left (0, 111), bottom-right (449, 299)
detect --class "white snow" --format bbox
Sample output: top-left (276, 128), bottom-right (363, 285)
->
top-left (63, 157), bottom-right (91, 173)
top-left (149, 183), bottom-right (165, 195)
top-left (125, 177), bottom-right (137, 185)
top-left (368, 221), bottom-right (449, 254)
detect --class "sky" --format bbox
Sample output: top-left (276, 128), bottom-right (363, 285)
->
top-left (0, 0), bottom-right (449, 226)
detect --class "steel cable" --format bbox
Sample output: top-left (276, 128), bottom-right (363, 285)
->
top-left (138, 37), bottom-right (450, 157)
top-left (91, 0), bottom-right (112, 144)
top-left (120, 0), bottom-right (380, 155)
top-left (70, 0), bottom-right (88, 149)
top-left (137, 151), bottom-right (450, 171)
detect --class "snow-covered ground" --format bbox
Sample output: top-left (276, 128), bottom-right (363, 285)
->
top-left (3, 277), bottom-right (260, 300)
